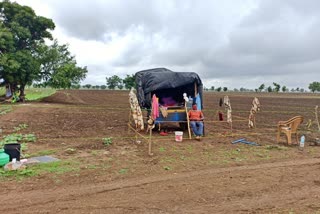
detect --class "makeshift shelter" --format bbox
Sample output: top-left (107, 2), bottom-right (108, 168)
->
top-left (135, 68), bottom-right (203, 136)
top-left (136, 68), bottom-right (203, 110)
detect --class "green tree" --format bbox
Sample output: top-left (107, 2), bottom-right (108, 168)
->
top-left (308, 81), bottom-right (320, 93)
top-left (0, 1), bottom-right (54, 100)
top-left (0, 1), bottom-right (86, 101)
top-left (38, 41), bottom-right (87, 89)
top-left (210, 86), bottom-right (215, 91)
top-left (223, 87), bottom-right (228, 92)
top-left (106, 75), bottom-right (122, 90)
top-left (273, 82), bottom-right (280, 92)
top-left (267, 86), bottom-right (272, 92)
top-left (84, 84), bottom-right (91, 89)
top-left (123, 74), bottom-right (136, 89)
top-left (100, 85), bottom-right (107, 90)
top-left (216, 87), bottom-right (222, 92)
top-left (258, 84), bottom-right (265, 92)
top-left (281, 86), bottom-right (287, 92)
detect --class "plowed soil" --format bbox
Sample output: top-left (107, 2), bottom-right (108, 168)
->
top-left (1, 90), bottom-right (320, 213)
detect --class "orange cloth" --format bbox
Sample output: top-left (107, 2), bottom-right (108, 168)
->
top-left (188, 110), bottom-right (204, 121)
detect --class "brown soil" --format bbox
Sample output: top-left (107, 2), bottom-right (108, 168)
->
top-left (1, 90), bottom-right (320, 213)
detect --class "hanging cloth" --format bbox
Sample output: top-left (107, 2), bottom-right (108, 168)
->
top-left (151, 94), bottom-right (159, 119)
top-left (129, 88), bottom-right (144, 131)
top-left (248, 97), bottom-right (261, 128)
top-left (195, 93), bottom-right (201, 110)
top-left (223, 96), bottom-right (232, 123)
top-left (5, 84), bottom-right (12, 98)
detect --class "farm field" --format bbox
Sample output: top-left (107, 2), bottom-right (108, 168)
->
top-left (1, 90), bottom-right (320, 213)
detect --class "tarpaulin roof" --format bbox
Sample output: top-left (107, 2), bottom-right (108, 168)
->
top-left (135, 68), bottom-right (203, 109)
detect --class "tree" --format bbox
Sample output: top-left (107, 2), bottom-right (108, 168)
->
top-left (267, 86), bottom-right (272, 92)
top-left (38, 41), bottom-right (87, 89)
top-left (210, 86), bottom-right (215, 91)
top-left (258, 84), bottom-right (265, 92)
top-left (83, 84), bottom-right (91, 89)
top-left (0, 1), bottom-right (87, 101)
top-left (308, 81), bottom-right (320, 93)
top-left (0, 1), bottom-right (54, 100)
top-left (281, 86), bottom-right (287, 92)
top-left (273, 82), bottom-right (280, 92)
top-left (223, 87), bottom-right (228, 92)
top-left (106, 75), bottom-right (122, 89)
top-left (100, 85), bottom-right (107, 90)
top-left (216, 87), bottom-right (222, 92)
top-left (123, 74), bottom-right (136, 89)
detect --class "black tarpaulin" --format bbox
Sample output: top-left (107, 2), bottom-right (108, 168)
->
top-left (135, 68), bottom-right (203, 109)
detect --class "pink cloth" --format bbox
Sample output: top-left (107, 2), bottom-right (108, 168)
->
top-left (152, 94), bottom-right (159, 119)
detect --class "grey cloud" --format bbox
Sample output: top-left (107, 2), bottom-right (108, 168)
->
top-left (39, 0), bottom-right (320, 88)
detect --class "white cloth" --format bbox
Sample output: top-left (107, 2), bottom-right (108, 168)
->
top-left (223, 96), bottom-right (232, 123)
top-left (129, 88), bottom-right (144, 131)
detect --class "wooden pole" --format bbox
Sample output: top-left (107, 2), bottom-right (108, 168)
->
top-left (148, 128), bottom-right (153, 156)
top-left (185, 102), bottom-right (192, 139)
top-left (315, 105), bottom-right (320, 132)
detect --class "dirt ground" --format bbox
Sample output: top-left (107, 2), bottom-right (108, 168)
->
top-left (1, 90), bottom-right (320, 213)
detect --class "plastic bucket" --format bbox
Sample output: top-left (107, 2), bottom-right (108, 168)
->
top-left (4, 143), bottom-right (21, 161)
top-left (175, 131), bottom-right (183, 142)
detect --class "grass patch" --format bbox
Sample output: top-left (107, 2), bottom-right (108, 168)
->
top-left (0, 87), bottom-right (55, 101)
top-left (0, 160), bottom-right (80, 180)
top-left (0, 106), bottom-right (12, 115)
top-left (0, 87), bottom-right (4, 96)
top-left (25, 88), bottom-right (56, 101)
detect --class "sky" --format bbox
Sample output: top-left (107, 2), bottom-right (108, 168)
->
top-left (16, 0), bottom-right (320, 90)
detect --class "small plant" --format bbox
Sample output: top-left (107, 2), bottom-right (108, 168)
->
top-left (164, 166), bottom-right (171, 170)
top-left (14, 123), bottom-right (28, 132)
top-left (0, 133), bottom-right (36, 148)
top-left (159, 147), bottom-right (166, 152)
top-left (102, 137), bottom-right (112, 146)
top-left (0, 107), bottom-right (12, 115)
top-left (119, 168), bottom-right (128, 174)
top-left (23, 134), bottom-right (36, 142)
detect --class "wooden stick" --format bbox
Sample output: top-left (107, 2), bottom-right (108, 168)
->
top-left (185, 102), bottom-right (192, 139)
top-left (315, 105), bottom-right (320, 132)
top-left (148, 128), bottom-right (153, 156)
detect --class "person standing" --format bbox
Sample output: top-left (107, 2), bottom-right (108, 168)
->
top-left (188, 104), bottom-right (204, 140)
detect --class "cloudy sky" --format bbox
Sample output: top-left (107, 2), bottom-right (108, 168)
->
top-left (16, 0), bottom-right (320, 90)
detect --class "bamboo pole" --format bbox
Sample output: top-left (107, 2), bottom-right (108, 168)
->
top-left (185, 102), bottom-right (192, 139)
top-left (148, 128), bottom-right (153, 156)
top-left (315, 105), bottom-right (320, 132)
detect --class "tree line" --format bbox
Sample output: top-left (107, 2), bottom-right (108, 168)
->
top-left (0, 1), bottom-right (87, 101)
top-left (208, 82), bottom-right (320, 93)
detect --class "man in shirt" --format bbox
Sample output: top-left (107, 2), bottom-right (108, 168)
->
top-left (188, 104), bottom-right (204, 140)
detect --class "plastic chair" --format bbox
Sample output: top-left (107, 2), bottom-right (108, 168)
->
top-left (276, 116), bottom-right (304, 145)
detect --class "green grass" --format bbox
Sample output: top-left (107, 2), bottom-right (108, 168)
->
top-left (0, 87), bottom-right (4, 96)
top-left (25, 88), bottom-right (56, 101)
top-left (0, 160), bottom-right (80, 180)
top-left (1, 87), bottom-right (56, 101)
